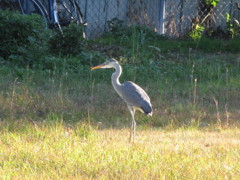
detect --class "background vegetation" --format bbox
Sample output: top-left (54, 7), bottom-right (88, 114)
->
top-left (0, 11), bottom-right (240, 179)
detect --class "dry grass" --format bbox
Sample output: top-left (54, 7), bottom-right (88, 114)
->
top-left (0, 120), bottom-right (240, 179)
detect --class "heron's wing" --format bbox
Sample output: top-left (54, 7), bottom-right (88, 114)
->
top-left (121, 81), bottom-right (152, 114)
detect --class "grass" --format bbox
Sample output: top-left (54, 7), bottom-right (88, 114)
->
top-left (0, 52), bottom-right (240, 178)
top-left (1, 52), bottom-right (239, 127)
top-left (0, 120), bottom-right (240, 179)
top-left (1, 21), bottom-right (240, 178)
top-left (96, 32), bottom-right (240, 54)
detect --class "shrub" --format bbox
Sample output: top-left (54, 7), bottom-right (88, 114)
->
top-left (0, 10), bottom-right (49, 66)
top-left (48, 23), bottom-right (86, 56)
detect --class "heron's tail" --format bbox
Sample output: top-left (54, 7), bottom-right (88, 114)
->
top-left (141, 101), bottom-right (153, 116)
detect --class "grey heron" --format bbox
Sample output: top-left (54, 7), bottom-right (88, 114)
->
top-left (91, 59), bottom-right (152, 142)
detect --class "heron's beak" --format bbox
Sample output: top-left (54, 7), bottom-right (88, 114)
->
top-left (91, 64), bottom-right (105, 70)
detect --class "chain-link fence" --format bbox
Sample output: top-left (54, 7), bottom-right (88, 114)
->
top-left (77, 0), bottom-right (162, 39)
top-left (164, 0), bottom-right (240, 37)
top-left (78, 0), bottom-right (240, 39)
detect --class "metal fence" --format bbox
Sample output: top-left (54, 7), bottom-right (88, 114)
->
top-left (78, 0), bottom-right (240, 39)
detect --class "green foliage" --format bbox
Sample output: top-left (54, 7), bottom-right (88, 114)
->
top-left (204, 0), bottom-right (220, 7)
top-left (0, 10), bottom-right (48, 66)
top-left (189, 24), bottom-right (205, 41)
top-left (0, 10), bottom-right (87, 67)
top-left (48, 23), bottom-right (85, 56)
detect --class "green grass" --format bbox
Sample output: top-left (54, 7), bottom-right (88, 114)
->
top-left (96, 33), bottom-right (240, 54)
top-left (0, 52), bottom-right (239, 128)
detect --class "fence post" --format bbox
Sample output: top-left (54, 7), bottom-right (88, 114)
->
top-left (159, 0), bottom-right (165, 34)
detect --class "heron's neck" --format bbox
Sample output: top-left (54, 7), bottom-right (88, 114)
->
top-left (111, 63), bottom-right (122, 89)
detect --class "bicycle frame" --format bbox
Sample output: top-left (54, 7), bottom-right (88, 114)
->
top-left (48, 0), bottom-right (54, 22)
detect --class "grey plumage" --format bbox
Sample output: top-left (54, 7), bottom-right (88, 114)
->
top-left (91, 58), bottom-right (152, 142)
top-left (121, 81), bottom-right (152, 115)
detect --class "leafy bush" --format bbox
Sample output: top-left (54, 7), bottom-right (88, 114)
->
top-left (0, 10), bottom-right (48, 66)
top-left (48, 24), bottom-right (86, 56)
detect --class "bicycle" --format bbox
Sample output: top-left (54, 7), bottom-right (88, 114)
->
top-left (0, 0), bottom-right (86, 38)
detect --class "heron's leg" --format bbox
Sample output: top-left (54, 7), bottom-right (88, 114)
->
top-left (127, 105), bottom-right (135, 142)
top-left (132, 109), bottom-right (136, 141)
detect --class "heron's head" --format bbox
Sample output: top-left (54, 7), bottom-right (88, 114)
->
top-left (91, 59), bottom-right (119, 70)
